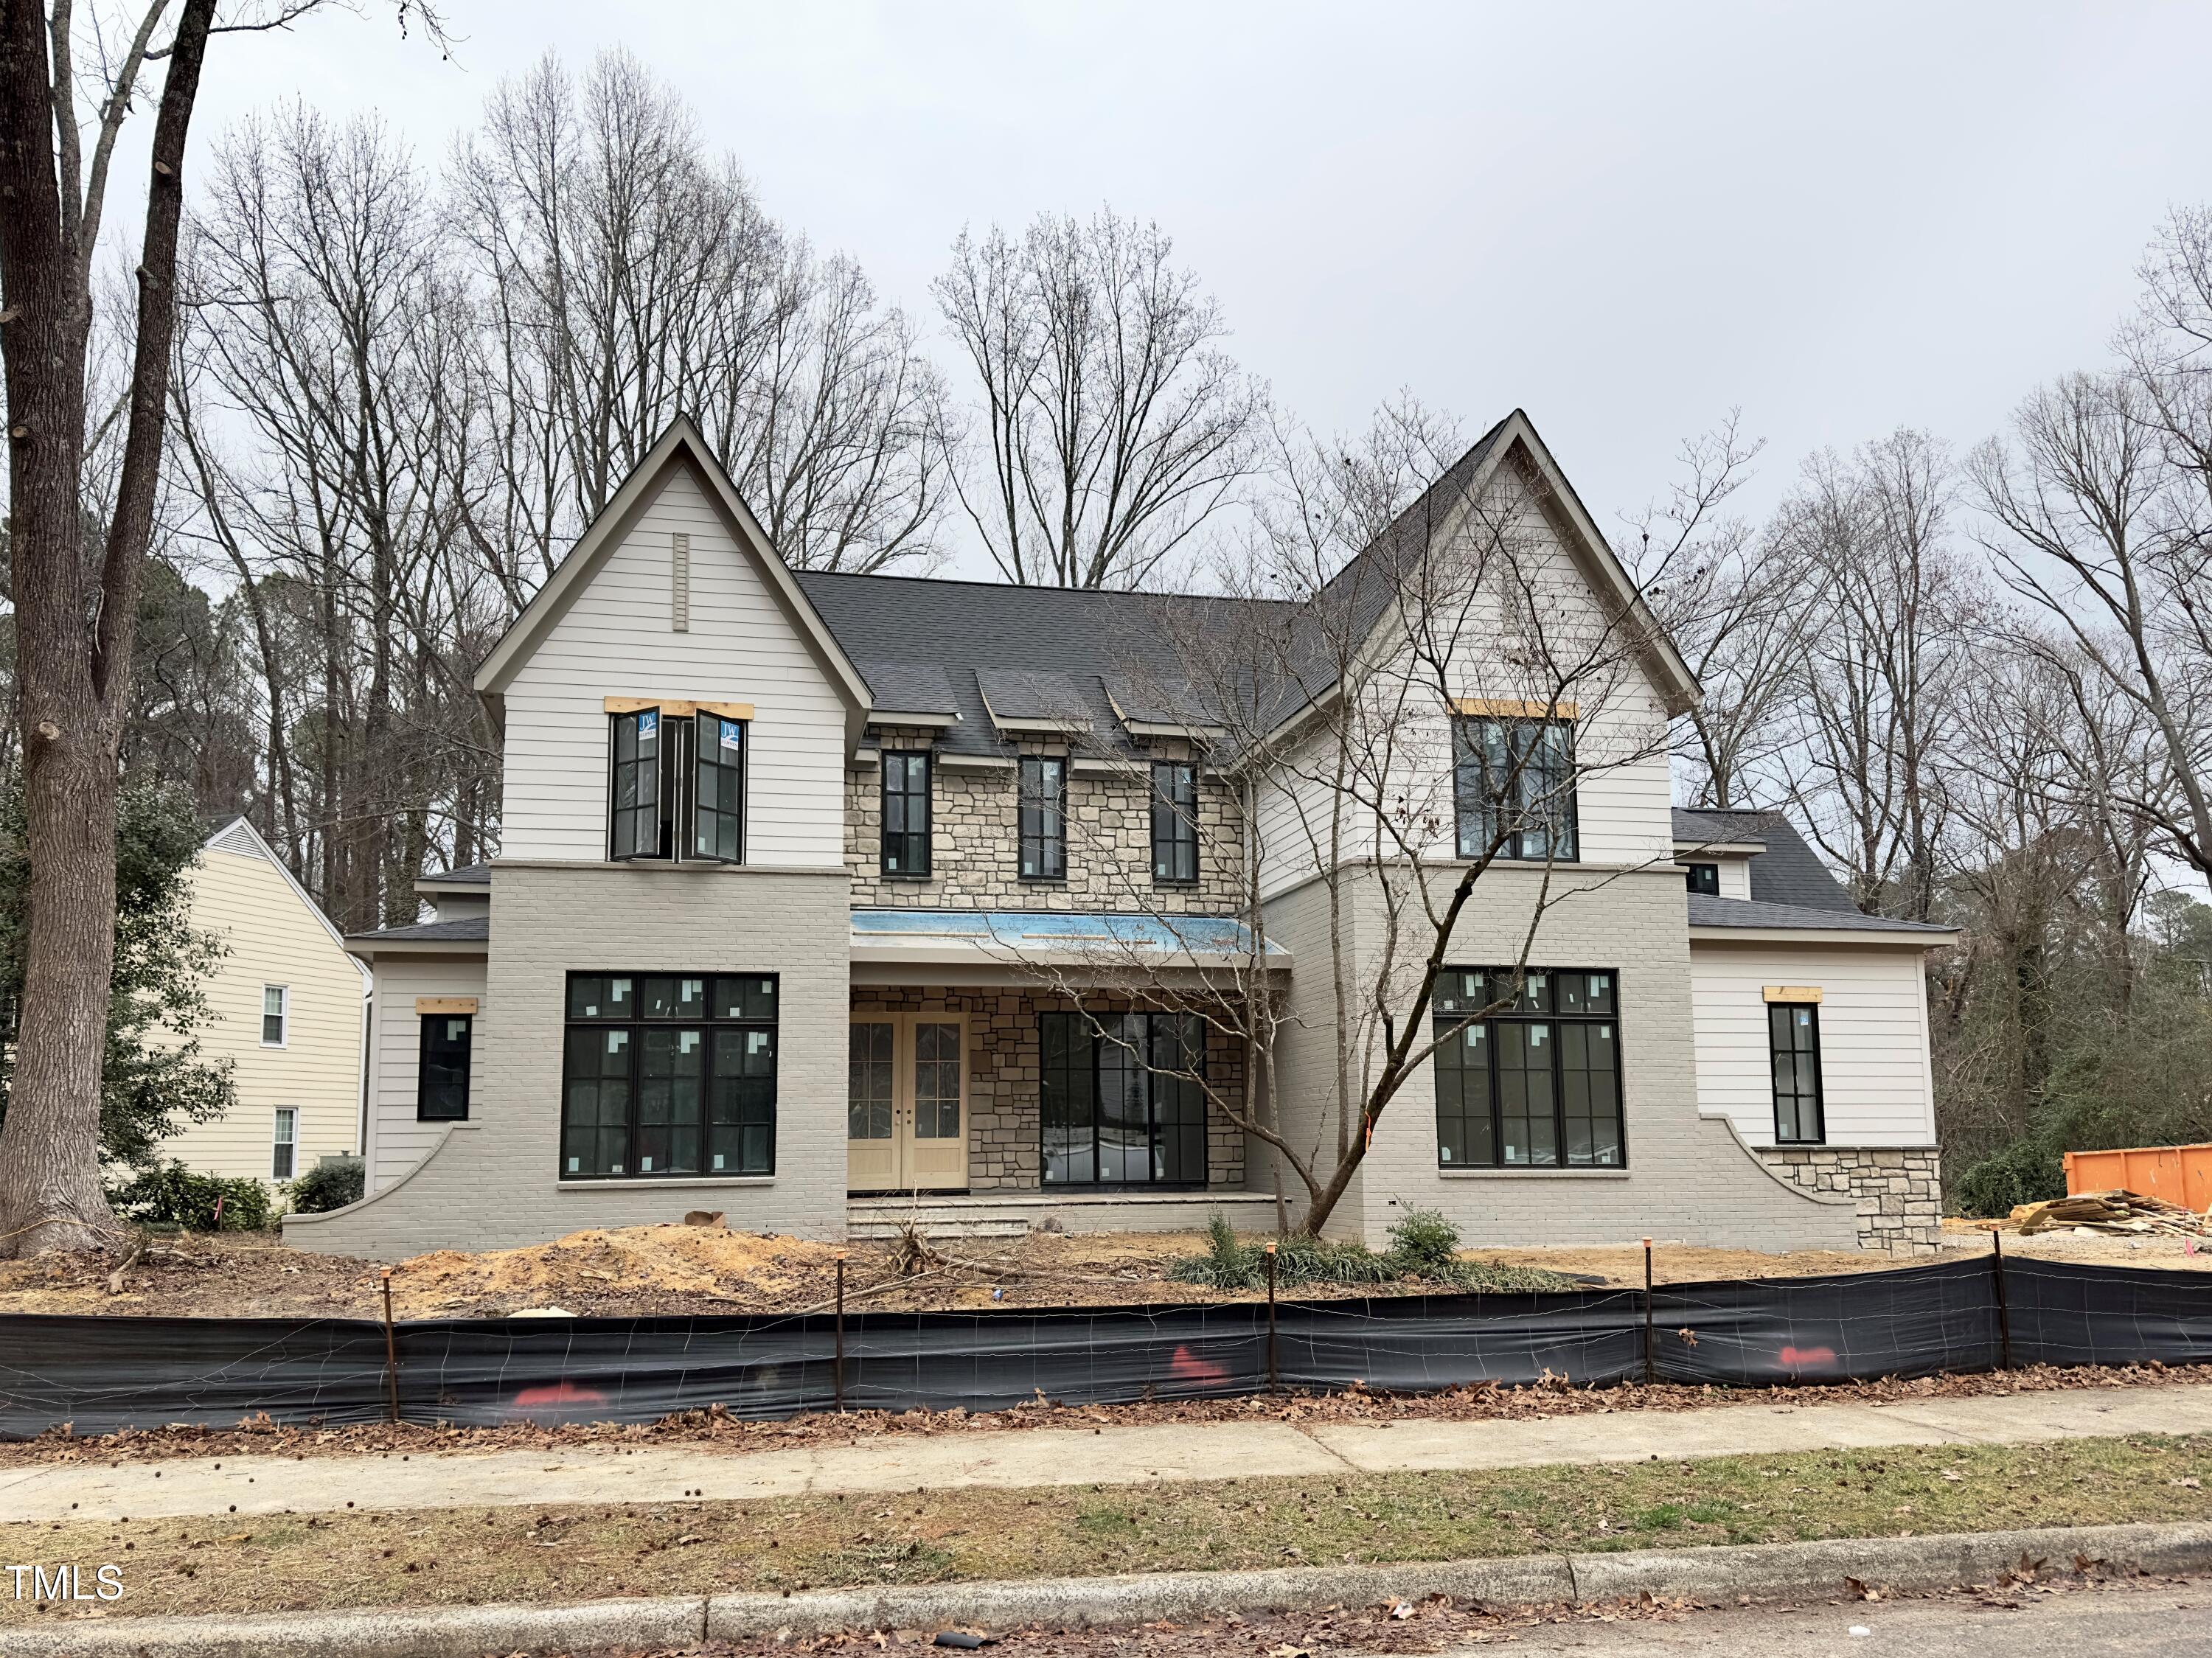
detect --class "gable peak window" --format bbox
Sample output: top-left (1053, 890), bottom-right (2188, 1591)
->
top-left (1151, 761), bottom-right (1199, 885)
top-left (882, 750), bottom-right (933, 877)
top-left (1685, 862), bottom-right (1720, 895)
top-left (609, 707), bottom-right (745, 864)
top-left (1453, 715), bottom-right (1579, 863)
top-left (1019, 756), bottom-right (1068, 881)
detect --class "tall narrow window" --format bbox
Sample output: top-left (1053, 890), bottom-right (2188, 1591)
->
top-left (1019, 756), bottom-right (1067, 880)
top-left (693, 717), bottom-right (745, 862)
top-left (560, 973), bottom-right (778, 1178)
top-left (611, 708), bottom-right (664, 859)
top-left (1151, 762), bottom-right (1199, 885)
top-left (261, 985), bottom-right (288, 1047)
top-left (1453, 717), bottom-right (1579, 862)
top-left (1769, 1003), bottom-right (1825, 1144)
top-left (417, 1014), bottom-right (473, 1121)
top-left (271, 1107), bottom-right (297, 1180)
top-left (881, 751), bottom-right (932, 877)
top-left (1430, 968), bottom-right (1621, 1168)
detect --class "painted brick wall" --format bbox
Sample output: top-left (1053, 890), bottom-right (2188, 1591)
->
top-left (844, 741), bottom-right (1244, 913)
top-left (1259, 863), bottom-right (1861, 1252)
top-left (285, 862), bottom-right (852, 1260)
top-left (849, 985), bottom-right (1247, 1192)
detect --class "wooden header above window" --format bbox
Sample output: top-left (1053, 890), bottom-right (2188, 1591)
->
top-left (1450, 697), bottom-right (1579, 720)
top-left (1762, 986), bottom-right (1823, 1003)
top-left (602, 697), bottom-right (756, 720)
top-left (416, 997), bottom-right (479, 1015)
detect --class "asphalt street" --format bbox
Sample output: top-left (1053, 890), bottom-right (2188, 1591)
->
top-left (1434, 1578), bottom-right (2212, 1655)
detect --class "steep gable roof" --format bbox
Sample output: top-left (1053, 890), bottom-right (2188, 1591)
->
top-left (199, 815), bottom-right (369, 980)
top-left (472, 416), bottom-right (873, 744)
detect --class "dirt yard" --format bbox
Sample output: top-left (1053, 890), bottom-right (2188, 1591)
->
top-left (0, 1213), bottom-right (2204, 1323)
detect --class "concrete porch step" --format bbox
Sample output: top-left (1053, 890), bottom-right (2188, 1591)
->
top-left (846, 1189), bottom-right (1276, 1239)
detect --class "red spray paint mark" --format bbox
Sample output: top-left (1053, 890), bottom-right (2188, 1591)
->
top-left (1169, 1345), bottom-right (1228, 1385)
top-left (1780, 1345), bottom-right (1837, 1369)
top-left (513, 1381), bottom-right (608, 1408)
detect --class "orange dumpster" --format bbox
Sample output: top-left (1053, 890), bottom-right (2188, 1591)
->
top-left (2064, 1143), bottom-right (2212, 1213)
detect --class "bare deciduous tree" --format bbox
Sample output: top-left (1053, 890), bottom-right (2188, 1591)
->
top-left (0, 0), bottom-right (447, 1258)
top-left (935, 208), bottom-right (1262, 590)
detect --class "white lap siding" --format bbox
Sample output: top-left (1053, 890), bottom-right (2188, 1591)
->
top-left (1688, 942), bottom-right (1936, 1147)
top-left (364, 955), bottom-right (490, 1193)
top-left (498, 463), bottom-right (849, 866)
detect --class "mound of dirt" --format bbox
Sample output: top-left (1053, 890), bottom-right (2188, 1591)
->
top-left (387, 1224), bottom-right (849, 1317)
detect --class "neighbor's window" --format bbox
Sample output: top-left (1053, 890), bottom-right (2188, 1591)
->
top-left (1769, 1002), bottom-right (1825, 1145)
top-left (610, 708), bottom-right (746, 864)
top-left (881, 751), bottom-right (932, 877)
top-left (1453, 718), bottom-right (1579, 862)
top-left (1019, 756), bottom-right (1067, 880)
top-left (560, 974), bottom-right (778, 1179)
top-left (261, 985), bottom-right (289, 1047)
top-left (271, 1107), bottom-right (297, 1180)
top-left (1685, 863), bottom-right (1720, 896)
top-left (1040, 1011), bottom-right (1207, 1186)
top-left (1150, 762), bottom-right (1199, 885)
top-left (1432, 969), bottom-right (1621, 1168)
top-left (417, 1014), bottom-right (473, 1122)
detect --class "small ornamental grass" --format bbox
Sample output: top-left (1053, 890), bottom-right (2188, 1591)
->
top-left (1171, 1208), bottom-right (1578, 1294)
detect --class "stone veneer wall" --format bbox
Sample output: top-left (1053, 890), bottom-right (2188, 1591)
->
top-left (849, 985), bottom-right (1246, 1192)
top-left (1756, 1147), bottom-right (1944, 1255)
top-left (846, 735), bottom-right (1243, 913)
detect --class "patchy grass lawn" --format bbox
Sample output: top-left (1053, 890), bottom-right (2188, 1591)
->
top-left (7, 1434), bottom-right (2211, 1625)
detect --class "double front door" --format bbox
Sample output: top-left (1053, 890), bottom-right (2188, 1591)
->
top-left (847, 1013), bottom-right (968, 1192)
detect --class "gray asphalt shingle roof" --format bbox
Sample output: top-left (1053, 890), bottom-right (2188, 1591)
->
top-left (1673, 807), bottom-right (1864, 915)
top-left (347, 916), bottom-right (489, 943)
top-left (1687, 894), bottom-right (1954, 935)
top-left (419, 864), bottom-right (490, 885)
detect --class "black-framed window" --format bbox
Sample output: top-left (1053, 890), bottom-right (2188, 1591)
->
top-left (1040, 1011), bottom-right (1207, 1186)
top-left (1769, 1002), bottom-right (1825, 1144)
top-left (882, 751), bottom-right (932, 877)
top-left (417, 1013), bottom-right (473, 1121)
top-left (1685, 863), bottom-right (1719, 895)
top-left (693, 717), bottom-right (745, 862)
top-left (1453, 717), bottom-right (1579, 862)
top-left (1019, 756), bottom-right (1067, 880)
top-left (611, 709), bottom-right (664, 858)
top-left (1432, 968), bottom-right (1622, 1168)
top-left (560, 973), bottom-right (778, 1178)
top-left (1151, 762), bottom-right (1199, 885)
top-left (610, 709), bottom-right (747, 864)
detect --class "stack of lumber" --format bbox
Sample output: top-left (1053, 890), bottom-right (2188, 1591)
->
top-left (2010, 1188), bottom-right (2212, 1236)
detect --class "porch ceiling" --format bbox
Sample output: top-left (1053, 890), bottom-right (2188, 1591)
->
top-left (849, 907), bottom-right (1290, 983)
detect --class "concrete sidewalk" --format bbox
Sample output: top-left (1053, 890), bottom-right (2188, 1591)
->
top-left (4, 1382), bottom-right (2210, 1525)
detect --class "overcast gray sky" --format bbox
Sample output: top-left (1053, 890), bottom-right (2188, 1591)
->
top-left (192, 0), bottom-right (2211, 559)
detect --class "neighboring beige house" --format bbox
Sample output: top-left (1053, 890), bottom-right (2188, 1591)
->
top-left (155, 816), bottom-right (371, 1188)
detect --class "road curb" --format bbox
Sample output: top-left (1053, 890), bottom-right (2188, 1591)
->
top-left (7, 1519), bottom-right (2211, 1657)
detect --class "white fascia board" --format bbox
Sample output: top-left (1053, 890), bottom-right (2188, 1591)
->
top-left (1687, 925), bottom-right (1958, 947)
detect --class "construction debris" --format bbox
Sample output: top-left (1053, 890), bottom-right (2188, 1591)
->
top-left (2011, 1189), bottom-right (2212, 1236)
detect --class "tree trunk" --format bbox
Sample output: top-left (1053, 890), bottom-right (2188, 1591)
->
top-left (0, 0), bottom-right (215, 1258)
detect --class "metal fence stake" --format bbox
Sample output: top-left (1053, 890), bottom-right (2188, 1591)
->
top-left (1642, 1237), bottom-right (1655, 1386)
top-left (834, 1254), bottom-right (847, 1413)
top-left (1264, 1241), bottom-right (1279, 1393)
top-left (1991, 1227), bottom-right (2014, 1370)
top-left (379, 1268), bottom-right (401, 1426)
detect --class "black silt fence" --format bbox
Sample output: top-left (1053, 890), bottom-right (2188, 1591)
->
top-left (4, 1256), bottom-right (2210, 1441)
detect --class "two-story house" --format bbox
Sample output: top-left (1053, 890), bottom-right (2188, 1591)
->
top-left (285, 411), bottom-right (1956, 1263)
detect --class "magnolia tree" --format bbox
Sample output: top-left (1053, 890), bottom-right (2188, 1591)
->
top-left (1004, 405), bottom-right (1692, 1236)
